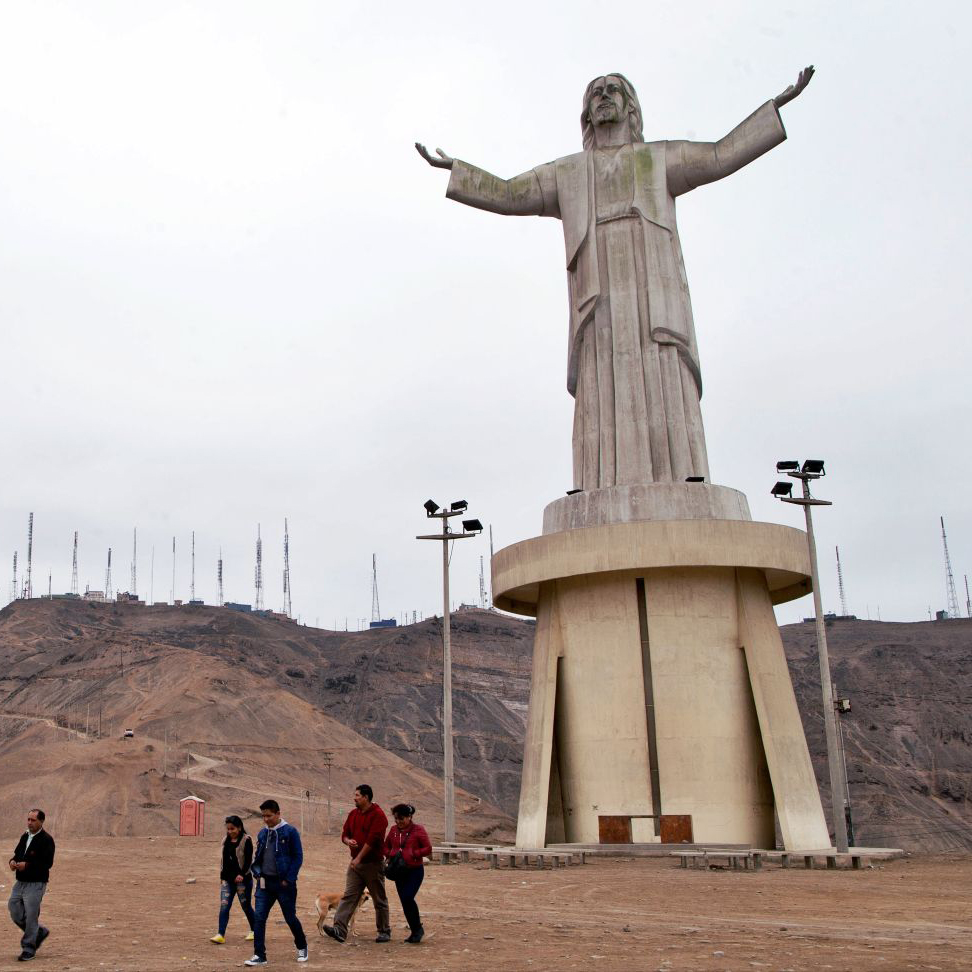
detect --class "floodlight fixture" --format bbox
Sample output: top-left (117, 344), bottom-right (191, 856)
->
top-left (462, 518), bottom-right (483, 534)
top-left (685, 476), bottom-right (705, 483)
top-left (771, 481), bottom-right (793, 498)
top-left (424, 499), bottom-right (440, 516)
top-left (450, 500), bottom-right (468, 512)
top-left (802, 459), bottom-right (825, 475)
top-left (776, 460), bottom-right (800, 472)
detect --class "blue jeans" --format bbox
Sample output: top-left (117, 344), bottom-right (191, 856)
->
top-left (394, 866), bottom-right (425, 933)
top-left (218, 877), bottom-right (255, 935)
top-left (253, 877), bottom-right (307, 959)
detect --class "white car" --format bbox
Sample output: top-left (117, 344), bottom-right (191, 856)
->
top-left (123, 728), bottom-right (134, 738)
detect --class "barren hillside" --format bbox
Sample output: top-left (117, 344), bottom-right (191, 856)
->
top-left (0, 598), bottom-right (519, 839)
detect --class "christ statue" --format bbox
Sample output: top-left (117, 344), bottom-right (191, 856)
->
top-left (417, 68), bottom-right (813, 491)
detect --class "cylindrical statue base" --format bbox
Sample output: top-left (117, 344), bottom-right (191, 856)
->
top-left (492, 518), bottom-right (830, 850)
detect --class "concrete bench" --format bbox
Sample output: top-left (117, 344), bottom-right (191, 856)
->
top-left (431, 844), bottom-right (499, 864)
top-left (485, 849), bottom-right (578, 869)
top-left (760, 848), bottom-right (900, 870)
top-left (671, 850), bottom-right (762, 871)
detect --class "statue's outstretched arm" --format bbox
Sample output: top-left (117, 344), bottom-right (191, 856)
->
top-left (666, 67), bottom-right (814, 196)
top-left (415, 143), bottom-right (454, 169)
top-left (417, 140), bottom-right (551, 217)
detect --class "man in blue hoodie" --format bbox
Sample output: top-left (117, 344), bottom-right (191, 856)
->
top-left (244, 800), bottom-right (308, 967)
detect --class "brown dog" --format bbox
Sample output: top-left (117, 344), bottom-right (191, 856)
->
top-left (315, 888), bottom-right (370, 938)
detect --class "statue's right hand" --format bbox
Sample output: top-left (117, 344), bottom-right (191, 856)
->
top-left (415, 143), bottom-right (454, 170)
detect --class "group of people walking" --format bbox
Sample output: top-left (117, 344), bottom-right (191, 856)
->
top-left (5, 786), bottom-right (430, 965)
top-left (214, 786), bottom-right (431, 967)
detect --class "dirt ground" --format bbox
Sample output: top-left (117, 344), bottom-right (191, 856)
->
top-left (0, 837), bottom-right (969, 972)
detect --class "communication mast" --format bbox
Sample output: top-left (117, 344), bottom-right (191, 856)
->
top-left (10, 552), bottom-right (17, 603)
top-left (941, 516), bottom-right (961, 619)
top-left (479, 555), bottom-right (487, 609)
top-left (171, 536), bottom-right (176, 604)
top-left (131, 527), bottom-right (137, 598)
top-left (835, 546), bottom-right (849, 617)
top-left (190, 531), bottom-right (196, 602)
top-left (371, 553), bottom-right (381, 622)
top-left (105, 547), bottom-right (113, 601)
top-left (71, 532), bottom-right (79, 596)
top-left (25, 512), bottom-right (33, 599)
top-left (254, 525), bottom-right (264, 610)
top-left (966, 574), bottom-right (971, 620)
top-left (217, 548), bottom-right (224, 607)
top-left (283, 519), bottom-right (292, 618)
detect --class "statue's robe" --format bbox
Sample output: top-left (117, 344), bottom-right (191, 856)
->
top-left (446, 100), bottom-right (786, 489)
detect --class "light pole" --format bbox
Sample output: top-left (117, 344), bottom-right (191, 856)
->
top-left (772, 459), bottom-right (850, 852)
top-left (417, 499), bottom-right (483, 842)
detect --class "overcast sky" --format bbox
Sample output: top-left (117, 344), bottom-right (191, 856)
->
top-left (1, 1), bottom-right (969, 628)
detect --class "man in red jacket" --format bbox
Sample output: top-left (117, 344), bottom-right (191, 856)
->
top-left (323, 784), bottom-right (390, 944)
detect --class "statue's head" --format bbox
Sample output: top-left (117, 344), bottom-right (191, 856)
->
top-left (581, 73), bottom-right (644, 150)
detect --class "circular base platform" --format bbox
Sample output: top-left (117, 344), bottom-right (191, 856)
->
top-left (493, 518), bottom-right (811, 615)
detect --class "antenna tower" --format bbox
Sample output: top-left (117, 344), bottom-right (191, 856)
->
top-left (479, 555), bottom-right (487, 609)
top-left (941, 516), bottom-right (961, 619)
top-left (190, 531), bottom-right (196, 602)
top-left (283, 518), bottom-right (292, 617)
top-left (966, 574), bottom-right (971, 619)
top-left (835, 546), bottom-right (849, 617)
top-left (131, 527), bottom-right (137, 598)
top-left (217, 548), bottom-right (224, 607)
top-left (25, 512), bottom-right (33, 599)
top-left (254, 525), bottom-right (264, 610)
top-left (371, 553), bottom-right (381, 622)
top-left (71, 532), bottom-right (79, 596)
top-left (171, 536), bottom-right (176, 604)
top-left (10, 552), bottom-right (17, 603)
top-left (105, 547), bottom-right (113, 601)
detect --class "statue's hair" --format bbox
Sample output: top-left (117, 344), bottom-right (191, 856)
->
top-left (581, 73), bottom-right (644, 150)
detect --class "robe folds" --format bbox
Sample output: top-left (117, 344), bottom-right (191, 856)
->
top-left (446, 100), bottom-right (786, 490)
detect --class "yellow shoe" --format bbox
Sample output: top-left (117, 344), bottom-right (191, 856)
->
top-left (245, 932), bottom-right (255, 942)
top-left (210, 934), bottom-right (226, 944)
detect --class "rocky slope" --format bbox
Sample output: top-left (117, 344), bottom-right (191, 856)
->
top-left (784, 617), bottom-right (972, 852)
top-left (0, 598), bottom-right (520, 839)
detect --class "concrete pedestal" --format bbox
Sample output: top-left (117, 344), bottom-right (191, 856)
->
top-left (492, 518), bottom-right (830, 851)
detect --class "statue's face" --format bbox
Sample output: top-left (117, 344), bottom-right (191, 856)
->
top-left (588, 76), bottom-right (626, 127)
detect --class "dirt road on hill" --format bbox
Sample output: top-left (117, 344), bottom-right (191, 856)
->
top-left (0, 837), bottom-right (968, 971)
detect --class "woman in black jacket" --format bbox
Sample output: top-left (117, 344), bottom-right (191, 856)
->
top-left (210, 815), bottom-right (256, 944)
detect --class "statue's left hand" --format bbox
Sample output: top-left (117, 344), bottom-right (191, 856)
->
top-left (773, 65), bottom-right (814, 109)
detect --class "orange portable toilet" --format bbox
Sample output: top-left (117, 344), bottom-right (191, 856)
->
top-left (179, 795), bottom-right (205, 836)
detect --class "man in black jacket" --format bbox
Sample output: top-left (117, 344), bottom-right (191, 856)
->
top-left (7, 809), bottom-right (55, 962)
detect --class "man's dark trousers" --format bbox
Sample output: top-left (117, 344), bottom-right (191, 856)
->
top-left (8, 882), bottom-right (47, 958)
top-left (252, 877), bottom-right (307, 960)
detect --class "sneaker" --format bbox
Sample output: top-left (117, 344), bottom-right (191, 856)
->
top-left (375, 931), bottom-right (391, 943)
top-left (243, 957), bottom-right (268, 967)
top-left (322, 925), bottom-right (346, 944)
top-left (296, 947), bottom-right (309, 963)
top-left (210, 934), bottom-right (226, 944)
top-left (35, 929), bottom-right (50, 951)
top-left (246, 931), bottom-right (255, 941)
top-left (16, 954), bottom-right (35, 963)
